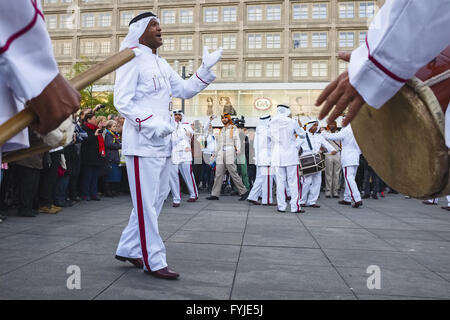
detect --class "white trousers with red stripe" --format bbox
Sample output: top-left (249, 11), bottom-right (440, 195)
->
top-left (343, 165), bottom-right (362, 203)
top-left (300, 171), bottom-right (322, 206)
top-left (116, 156), bottom-right (171, 272)
top-left (247, 166), bottom-right (274, 204)
top-left (274, 165), bottom-right (302, 212)
top-left (168, 162), bottom-right (198, 203)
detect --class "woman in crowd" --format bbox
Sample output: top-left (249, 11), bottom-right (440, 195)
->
top-left (104, 120), bottom-right (122, 197)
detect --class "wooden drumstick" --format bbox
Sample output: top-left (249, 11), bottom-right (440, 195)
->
top-left (0, 48), bottom-right (135, 148)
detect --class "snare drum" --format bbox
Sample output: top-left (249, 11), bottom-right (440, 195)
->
top-left (352, 46), bottom-right (450, 199)
top-left (299, 153), bottom-right (325, 176)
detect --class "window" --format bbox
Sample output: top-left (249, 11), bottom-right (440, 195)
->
top-left (339, 3), bottom-right (354, 18)
top-left (293, 4), bottom-right (308, 20)
top-left (81, 13), bottom-right (95, 28)
top-left (311, 61), bottom-right (328, 77)
top-left (247, 62), bottom-right (262, 78)
top-left (99, 13), bottom-right (111, 27)
top-left (204, 8), bottom-right (219, 23)
top-left (359, 2), bottom-right (375, 18)
top-left (312, 4), bottom-right (327, 19)
top-left (221, 63), bottom-right (236, 78)
top-left (359, 31), bottom-right (367, 46)
top-left (62, 42), bottom-right (72, 55)
top-left (180, 9), bottom-right (193, 24)
top-left (100, 41), bottom-right (110, 55)
top-left (265, 62), bottom-right (281, 77)
top-left (248, 6), bottom-right (263, 21)
top-left (60, 14), bottom-right (73, 29)
top-left (120, 11), bottom-right (133, 26)
top-left (180, 37), bottom-right (193, 51)
top-left (162, 38), bottom-right (175, 51)
top-left (45, 0), bottom-right (57, 4)
top-left (223, 7), bottom-right (237, 22)
top-left (293, 33), bottom-right (308, 49)
top-left (81, 41), bottom-right (95, 55)
top-left (46, 15), bottom-right (57, 29)
top-left (339, 61), bottom-right (349, 74)
top-left (312, 32), bottom-right (327, 48)
top-left (223, 34), bottom-right (237, 50)
top-left (162, 10), bottom-right (176, 24)
top-left (293, 61), bottom-right (308, 77)
top-left (204, 36), bottom-right (218, 50)
top-left (266, 5), bottom-right (281, 21)
top-left (266, 34), bottom-right (281, 49)
top-left (339, 32), bottom-right (354, 48)
top-left (248, 34), bottom-right (262, 49)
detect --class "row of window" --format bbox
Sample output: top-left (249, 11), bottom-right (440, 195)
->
top-left (52, 30), bottom-right (367, 58)
top-left (45, 2), bottom-right (376, 30)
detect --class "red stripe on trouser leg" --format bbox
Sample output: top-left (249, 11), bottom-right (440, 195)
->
top-left (134, 156), bottom-right (151, 272)
top-left (344, 167), bottom-right (356, 203)
top-left (267, 167), bottom-right (270, 204)
top-left (296, 166), bottom-right (301, 211)
top-left (190, 164), bottom-right (198, 198)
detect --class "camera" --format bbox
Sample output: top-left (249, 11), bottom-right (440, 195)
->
top-left (232, 116), bottom-right (246, 129)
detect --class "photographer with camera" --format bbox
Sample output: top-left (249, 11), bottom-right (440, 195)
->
top-left (80, 112), bottom-right (106, 201)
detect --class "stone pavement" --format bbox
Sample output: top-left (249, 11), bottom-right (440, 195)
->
top-left (0, 192), bottom-right (450, 300)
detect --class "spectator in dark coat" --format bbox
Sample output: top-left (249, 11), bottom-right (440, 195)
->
top-left (104, 120), bottom-right (122, 197)
top-left (80, 113), bottom-right (105, 201)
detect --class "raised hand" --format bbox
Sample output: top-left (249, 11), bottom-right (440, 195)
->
top-left (202, 46), bottom-right (223, 70)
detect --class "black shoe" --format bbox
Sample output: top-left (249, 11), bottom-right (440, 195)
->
top-left (277, 209), bottom-right (286, 213)
top-left (372, 194), bottom-right (378, 199)
top-left (325, 195), bottom-right (331, 198)
top-left (206, 196), bottom-right (219, 200)
top-left (18, 210), bottom-right (38, 217)
top-left (91, 196), bottom-right (101, 201)
top-left (362, 194), bottom-right (370, 199)
top-left (239, 191), bottom-right (250, 201)
top-left (332, 195), bottom-right (340, 198)
top-left (352, 201), bottom-right (363, 208)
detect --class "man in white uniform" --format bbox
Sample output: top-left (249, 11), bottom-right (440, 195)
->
top-left (300, 120), bottom-right (336, 208)
top-left (270, 105), bottom-right (306, 213)
top-left (247, 115), bottom-right (275, 206)
top-left (324, 121), bottom-right (342, 198)
top-left (169, 109), bottom-right (198, 207)
top-left (114, 12), bottom-right (222, 279)
top-left (0, 0), bottom-right (80, 164)
top-left (322, 124), bottom-right (363, 208)
top-left (316, 0), bottom-right (450, 134)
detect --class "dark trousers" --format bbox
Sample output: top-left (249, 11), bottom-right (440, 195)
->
top-left (81, 165), bottom-right (100, 198)
top-left (39, 151), bottom-right (61, 207)
top-left (68, 154), bottom-right (81, 200)
top-left (363, 162), bottom-right (381, 196)
top-left (201, 161), bottom-right (214, 190)
top-left (17, 165), bottom-right (40, 214)
top-left (55, 175), bottom-right (70, 204)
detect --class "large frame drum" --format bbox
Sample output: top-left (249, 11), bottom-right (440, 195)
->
top-left (352, 46), bottom-right (450, 199)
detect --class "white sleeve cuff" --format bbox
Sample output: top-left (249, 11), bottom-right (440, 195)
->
top-left (195, 65), bottom-right (216, 86)
top-left (348, 44), bottom-right (406, 109)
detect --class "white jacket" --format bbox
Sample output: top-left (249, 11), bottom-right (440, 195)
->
top-left (202, 118), bottom-right (216, 154)
top-left (269, 113), bottom-right (305, 167)
top-left (349, 0), bottom-right (450, 109)
top-left (254, 117), bottom-right (271, 166)
top-left (300, 132), bottom-right (336, 157)
top-left (171, 118), bottom-right (193, 164)
top-left (0, 0), bottom-right (59, 152)
top-left (114, 44), bottom-right (216, 157)
top-left (322, 125), bottom-right (361, 168)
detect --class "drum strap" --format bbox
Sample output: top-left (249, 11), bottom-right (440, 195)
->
top-left (306, 133), bottom-right (313, 151)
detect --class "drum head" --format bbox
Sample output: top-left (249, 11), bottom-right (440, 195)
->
top-left (352, 83), bottom-right (449, 199)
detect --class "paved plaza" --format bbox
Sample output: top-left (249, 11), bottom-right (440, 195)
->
top-left (0, 192), bottom-right (450, 300)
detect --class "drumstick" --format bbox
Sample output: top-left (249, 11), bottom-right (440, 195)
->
top-left (0, 48), bottom-right (135, 148)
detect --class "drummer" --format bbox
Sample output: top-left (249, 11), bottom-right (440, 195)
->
top-left (316, 0), bottom-right (450, 133)
top-left (0, 1), bottom-right (80, 165)
top-left (299, 120), bottom-right (336, 209)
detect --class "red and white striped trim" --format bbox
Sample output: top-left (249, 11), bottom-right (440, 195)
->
top-left (365, 35), bottom-right (408, 83)
top-left (135, 115), bottom-right (153, 131)
top-left (133, 156), bottom-right (151, 272)
top-left (0, 0), bottom-right (45, 55)
top-left (190, 164), bottom-right (198, 199)
top-left (344, 167), bottom-right (356, 203)
top-left (195, 72), bottom-right (210, 85)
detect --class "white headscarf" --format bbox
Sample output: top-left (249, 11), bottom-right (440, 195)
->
top-left (119, 16), bottom-right (160, 51)
top-left (276, 105), bottom-right (291, 117)
top-left (306, 120), bottom-right (319, 133)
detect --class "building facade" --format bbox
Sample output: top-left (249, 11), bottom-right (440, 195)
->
top-left (42, 0), bottom-right (384, 125)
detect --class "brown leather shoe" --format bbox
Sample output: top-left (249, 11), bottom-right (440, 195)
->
top-left (352, 201), bottom-right (363, 208)
top-left (173, 203), bottom-right (180, 207)
top-left (247, 199), bottom-right (261, 205)
top-left (145, 267), bottom-right (179, 280)
top-left (338, 200), bottom-right (351, 206)
top-left (115, 255), bottom-right (144, 268)
top-left (187, 198), bottom-right (197, 202)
